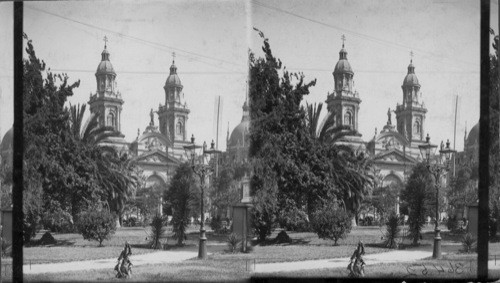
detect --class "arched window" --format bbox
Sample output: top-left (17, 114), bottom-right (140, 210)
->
top-left (107, 112), bottom-right (115, 128)
top-left (344, 111), bottom-right (352, 126)
top-left (413, 120), bottom-right (421, 134)
top-left (176, 120), bottom-right (183, 135)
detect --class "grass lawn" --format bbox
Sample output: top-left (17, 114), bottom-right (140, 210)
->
top-left (23, 225), bottom-right (229, 264)
top-left (16, 224), bottom-right (490, 282)
top-left (255, 253), bottom-right (479, 280)
top-left (24, 257), bottom-right (250, 282)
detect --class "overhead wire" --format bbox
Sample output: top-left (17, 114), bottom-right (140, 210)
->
top-left (26, 6), bottom-right (246, 72)
top-left (252, 0), bottom-right (478, 69)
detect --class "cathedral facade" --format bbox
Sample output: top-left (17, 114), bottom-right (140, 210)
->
top-left (325, 39), bottom-right (433, 216)
top-left (88, 43), bottom-right (191, 212)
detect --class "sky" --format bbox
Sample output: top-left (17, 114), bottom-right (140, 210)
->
top-left (0, 0), bottom-right (498, 152)
top-left (0, 0), bottom-right (249, 150)
top-left (251, 0), bottom-right (498, 151)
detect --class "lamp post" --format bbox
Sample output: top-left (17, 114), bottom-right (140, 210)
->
top-left (418, 134), bottom-right (456, 259)
top-left (184, 134), bottom-right (221, 259)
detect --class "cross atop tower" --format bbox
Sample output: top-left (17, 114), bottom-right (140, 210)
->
top-left (103, 36), bottom-right (108, 49)
top-left (410, 50), bottom-right (414, 63)
top-left (341, 34), bottom-right (346, 48)
top-left (172, 52), bottom-right (176, 63)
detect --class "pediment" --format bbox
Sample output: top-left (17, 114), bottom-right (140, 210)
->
top-left (372, 149), bottom-right (417, 164)
top-left (134, 150), bottom-right (180, 165)
top-left (375, 131), bottom-right (409, 151)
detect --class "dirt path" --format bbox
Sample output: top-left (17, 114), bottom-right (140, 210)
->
top-left (23, 250), bottom-right (198, 274)
top-left (253, 250), bottom-right (432, 273)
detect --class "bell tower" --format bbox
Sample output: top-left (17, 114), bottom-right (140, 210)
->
top-left (158, 53), bottom-right (190, 158)
top-left (326, 35), bottom-right (362, 134)
top-left (395, 52), bottom-right (427, 144)
top-left (88, 36), bottom-right (124, 135)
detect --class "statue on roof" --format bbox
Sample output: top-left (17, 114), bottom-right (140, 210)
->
top-left (387, 108), bottom-right (392, 126)
top-left (150, 108), bottom-right (155, 126)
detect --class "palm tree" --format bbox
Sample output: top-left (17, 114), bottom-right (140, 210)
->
top-left (68, 103), bottom-right (119, 145)
top-left (68, 104), bottom-right (140, 226)
top-left (304, 102), bottom-right (374, 225)
top-left (305, 102), bottom-right (358, 144)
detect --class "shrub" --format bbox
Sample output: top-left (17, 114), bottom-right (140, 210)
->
top-left (38, 231), bottom-right (57, 245)
top-left (311, 202), bottom-right (352, 245)
top-left (226, 233), bottom-right (241, 253)
top-left (149, 214), bottom-right (167, 249)
top-left (277, 206), bottom-right (310, 232)
top-left (123, 217), bottom-right (137, 227)
top-left (446, 215), bottom-right (459, 232)
top-left (210, 215), bottom-right (223, 233)
top-left (1, 239), bottom-right (11, 258)
top-left (76, 209), bottom-right (116, 246)
top-left (384, 212), bottom-right (401, 249)
top-left (490, 217), bottom-right (498, 240)
top-left (41, 209), bottom-right (74, 233)
top-left (461, 233), bottom-right (476, 253)
top-left (275, 230), bottom-right (292, 244)
top-left (171, 212), bottom-right (188, 246)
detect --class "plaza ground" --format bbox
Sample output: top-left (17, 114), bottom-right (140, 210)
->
top-left (2, 224), bottom-right (500, 281)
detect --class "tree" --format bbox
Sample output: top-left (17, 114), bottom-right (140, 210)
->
top-left (447, 166), bottom-right (478, 215)
top-left (401, 163), bottom-right (433, 245)
top-left (23, 37), bottom-right (85, 241)
top-left (311, 201), bottom-right (352, 245)
top-left (76, 208), bottom-right (117, 247)
top-left (372, 184), bottom-right (399, 224)
top-left (248, 29), bottom-right (316, 239)
top-left (489, 29), bottom-right (500, 207)
top-left (210, 162), bottom-right (243, 218)
top-left (97, 151), bottom-right (140, 227)
top-left (248, 29), bottom-right (374, 239)
top-left (166, 163), bottom-right (198, 246)
top-left (136, 183), bottom-right (164, 222)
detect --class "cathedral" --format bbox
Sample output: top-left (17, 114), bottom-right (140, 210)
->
top-left (87, 41), bottom-right (193, 195)
top-left (325, 37), bottom-right (433, 215)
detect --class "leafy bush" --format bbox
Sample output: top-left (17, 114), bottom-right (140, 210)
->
top-left (41, 209), bottom-right (75, 233)
top-left (461, 233), bottom-right (476, 253)
top-left (123, 217), bottom-right (137, 227)
top-left (76, 209), bottom-right (116, 246)
top-left (275, 230), bottom-right (292, 244)
top-left (1, 239), bottom-right (11, 258)
top-left (226, 233), bottom-right (241, 253)
top-left (277, 205), bottom-right (310, 232)
top-left (446, 215), bottom-right (459, 233)
top-left (171, 212), bottom-right (188, 246)
top-left (210, 215), bottom-right (223, 233)
top-left (384, 212), bottom-right (401, 249)
top-left (149, 214), bottom-right (167, 249)
top-left (401, 164), bottom-right (433, 245)
top-left (490, 217), bottom-right (498, 240)
top-left (311, 202), bottom-right (352, 245)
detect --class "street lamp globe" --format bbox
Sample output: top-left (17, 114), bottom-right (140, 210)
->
top-left (182, 134), bottom-right (221, 260)
top-left (184, 134), bottom-right (202, 165)
top-left (419, 133), bottom-right (437, 163)
top-left (417, 134), bottom-right (456, 260)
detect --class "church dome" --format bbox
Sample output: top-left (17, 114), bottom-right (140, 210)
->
top-left (96, 48), bottom-right (116, 75)
top-left (228, 101), bottom-right (250, 148)
top-left (403, 61), bottom-right (420, 86)
top-left (465, 122), bottom-right (479, 148)
top-left (1, 127), bottom-right (13, 153)
top-left (333, 47), bottom-right (353, 75)
top-left (165, 61), bottom-right (182, 87)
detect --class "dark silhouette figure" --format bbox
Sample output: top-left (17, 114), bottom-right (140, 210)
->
top-left (347, 241), bottom-right (366, 277)
top-left (115, 242), bottom-right (133, 278)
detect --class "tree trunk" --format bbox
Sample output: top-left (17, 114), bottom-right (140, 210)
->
top-left (351, 216), bottom-right (357, 227)
top-left (116, 218), bottom-right (121, 228)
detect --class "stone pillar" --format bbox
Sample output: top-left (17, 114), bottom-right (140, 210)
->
top-left (395, 196), bottom-right (400, 215)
